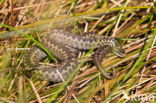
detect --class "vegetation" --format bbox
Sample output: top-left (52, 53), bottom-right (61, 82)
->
top-left (0, 0), bottom-right (156, 103)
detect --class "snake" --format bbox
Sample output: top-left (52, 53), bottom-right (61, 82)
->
top-left (23, 29), bottom-right (125, 82)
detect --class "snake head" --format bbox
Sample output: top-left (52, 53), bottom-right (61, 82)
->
top-left (112, 39), bottom-right (125, 57)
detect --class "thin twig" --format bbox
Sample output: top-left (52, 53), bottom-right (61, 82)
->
top-left (28, 79), bottom-right (43, 103)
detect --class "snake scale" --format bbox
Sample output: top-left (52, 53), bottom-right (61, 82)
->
top-left (23, 30), bottom-right (125, 82)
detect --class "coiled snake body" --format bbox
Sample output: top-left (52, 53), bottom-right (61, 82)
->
top-left (24, 30), bottom-right (125, 82)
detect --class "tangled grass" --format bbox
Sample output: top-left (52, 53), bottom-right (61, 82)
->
top-left (0, 0), bottom-right (156, 103)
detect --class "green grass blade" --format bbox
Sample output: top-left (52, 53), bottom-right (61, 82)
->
top-left (0, 24), bottom-right (57, 62)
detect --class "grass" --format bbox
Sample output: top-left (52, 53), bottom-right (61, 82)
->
top-left (0, 0), bottom-right (156, 103)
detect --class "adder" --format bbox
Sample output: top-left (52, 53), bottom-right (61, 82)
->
top-left (23, 29), bottom-right (125, 82)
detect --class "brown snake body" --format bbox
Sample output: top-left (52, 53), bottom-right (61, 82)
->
top-left (23, 30), bottom-right (125, 82)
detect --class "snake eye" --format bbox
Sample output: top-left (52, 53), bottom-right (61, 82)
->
top-left (117, 48), bottom-right (125, 57)
top-left (113, 47), bottom-right (125, 57)
top-left (112, 40), bottom-right (125, 57)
